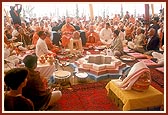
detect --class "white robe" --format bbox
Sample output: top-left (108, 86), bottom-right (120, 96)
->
top-left (36, 38), bottom-right (52, 57)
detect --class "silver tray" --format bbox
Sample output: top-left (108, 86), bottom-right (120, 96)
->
top-left (120, 55), bottom-right (136, 61)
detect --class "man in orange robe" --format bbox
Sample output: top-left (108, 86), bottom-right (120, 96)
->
top-left (32, 26), bottom-right (41, 46)
top-left (61, 18), bottom-right (76, 48)
top-left (45, 32), bottom-right (60, 53)
top-left (125, 23), bottom-right (134, 41)
top-left (85, 25), bottom-right (102, 47)
top-left (129, 15), bottom-right (135, 24)
top-left (113, 14), bottom-right (120, 25)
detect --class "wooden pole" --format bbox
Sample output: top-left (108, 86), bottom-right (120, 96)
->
top-left (89, 4), bottom-right (94, 20)
top-left (144, 4), bottom-right (150, 37)
top-left (145, 4), bottom-right (150, 22)
top-left (151, 4), bottom-right (154, 17)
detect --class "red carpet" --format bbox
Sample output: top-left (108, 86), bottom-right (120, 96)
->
top-left (47, 71), bottom-right (164, 111)
top-left (49, 81), bottom-right (119, 111)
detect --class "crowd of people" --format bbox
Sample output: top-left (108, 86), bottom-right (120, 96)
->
top-left (3, 4), bottom-right (165, 111)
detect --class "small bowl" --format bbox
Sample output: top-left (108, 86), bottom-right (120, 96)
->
top-left (75, 72), bottom-right (88, 82)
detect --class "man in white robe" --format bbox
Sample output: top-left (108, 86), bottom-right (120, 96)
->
top-left (99, 23), bottom-right (113, 45)
top-left (36, 31), bottom-right (53, 58)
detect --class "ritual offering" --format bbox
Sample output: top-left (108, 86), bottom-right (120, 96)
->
top-left (39, 55), bottom-right (46, 64)
top-left (47, 55), bottom-right (55, 65)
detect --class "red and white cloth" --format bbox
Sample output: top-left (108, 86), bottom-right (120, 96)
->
top-left (113, 61), bottom-right (151, 90)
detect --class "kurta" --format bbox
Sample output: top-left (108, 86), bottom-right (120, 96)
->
top-left (36, 38), bottom-right (52, 57)
top-left (99, 28), bottom-right (113, 45)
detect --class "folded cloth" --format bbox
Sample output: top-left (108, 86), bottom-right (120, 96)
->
top-left (137, 59), bottom-right (158, 67)
top-left (152, 52), bottom-right (164, 65)
top-left (114, 61), bottom-right (151, 91)
top-left (127, 52), bottom-right (147, 59)
top-left (152, 52), bottom-right (164, 59)
top-left (127, 41), bottom-right (135, 49)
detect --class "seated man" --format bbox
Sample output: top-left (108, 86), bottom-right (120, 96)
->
top-left (4, 68), bottom-right (34, 111)
top-left (4, 43), bottom-right (20, 73)
top-left (35, 31), bottom-right (54, 58)
top-left (68, 31), bottom-right (83, 54)
top-left (32, 26), bottom-right (41, 46)
top-left (22, 54), bottom-right (62, 110)
top-left (52, 26), bottom-right (62, 46)
top-left (125, 23), bottom-right (134, 41)
top-left (45, 31), bottom-right (60, 53)
top-left (10, 26), bottom-right (30, 51)
top-left (127, 27), bottom-right (146, 53)
top-left (109, 30), bottom-right (124, 57)
top-left (61, 17), bottom-right (76, 48)
top-left (17, 26), bottom-right (32, 47)
top-left (99, 22), bottom-right (113, 45)
top-left (85, 25), bottom-right (102, 47)
top-left (145, 28), bottom-right (160, 52)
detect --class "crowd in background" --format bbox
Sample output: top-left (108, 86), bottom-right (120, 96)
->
top-left (3, 4), bottom-right (165, 111)
top-left (4, 5), bottom-right (164, 53)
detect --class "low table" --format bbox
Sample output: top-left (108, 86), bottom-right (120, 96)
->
top-left (35, 61), bottom-right (56, 79)
top-left (105, 80), bottom-right (164, 111)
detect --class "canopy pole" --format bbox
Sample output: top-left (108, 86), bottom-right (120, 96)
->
top-left (151, 4), bottom-right (154, 17)
top-left (144, 4), bottom-right (150, 37)
top-left (89, 4), bottom-right (94, 21)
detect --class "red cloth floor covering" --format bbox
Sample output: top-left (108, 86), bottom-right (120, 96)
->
top-left (48, 81), bottom-right (119, 111)
top-left (47, 68), bottom-right (164, 111)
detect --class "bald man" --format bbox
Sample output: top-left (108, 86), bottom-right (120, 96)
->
top-left (146, 28), bottom-right (160, 51)
top-left (85, 25), bottom-right (102, 47)
top-left (61, 17), bottom-right (76, 48)
top-left (130, 27), bottom-right (146, 53)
